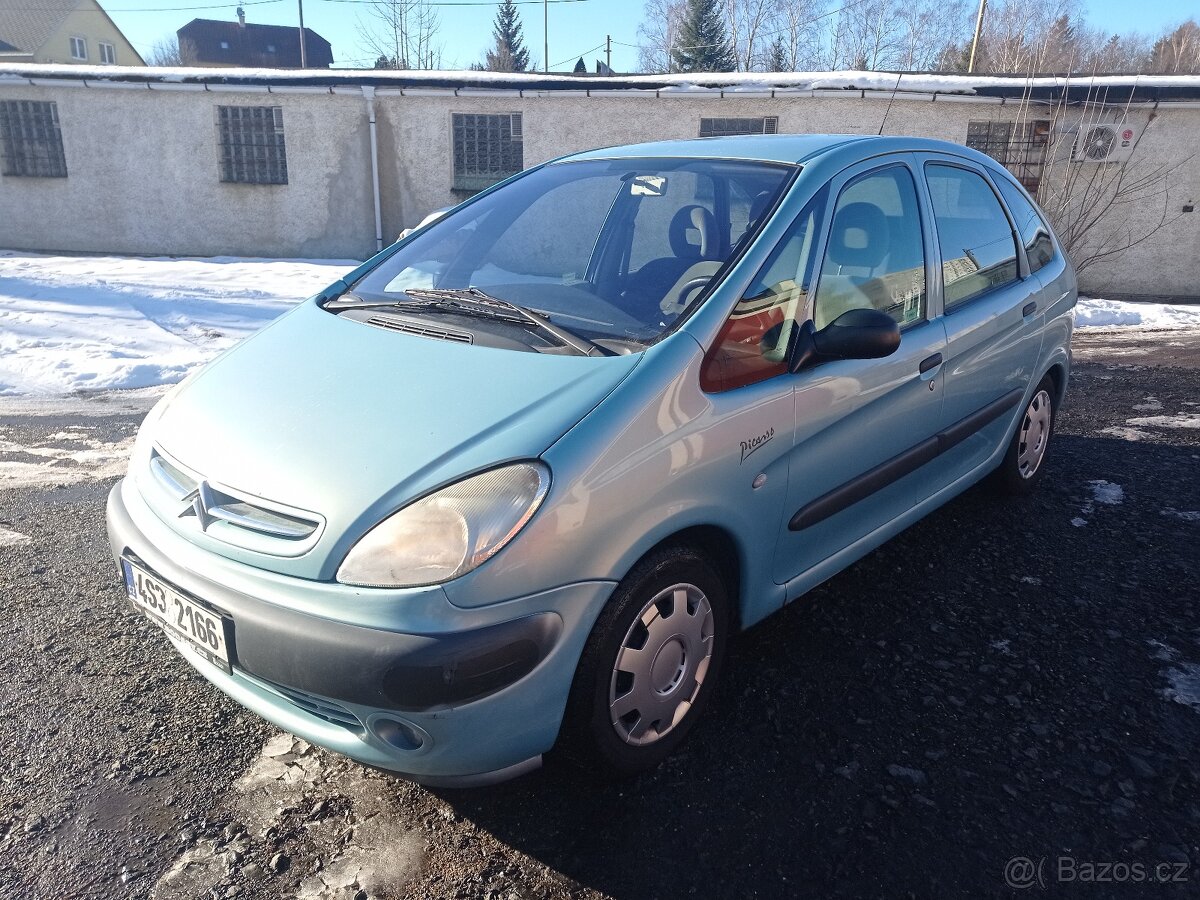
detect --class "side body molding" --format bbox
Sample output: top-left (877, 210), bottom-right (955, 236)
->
top-left (789, 388), bottom-right (1024, 531)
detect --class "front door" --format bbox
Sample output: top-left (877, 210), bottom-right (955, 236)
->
top-left (771, 157), bottom-right (947, 587)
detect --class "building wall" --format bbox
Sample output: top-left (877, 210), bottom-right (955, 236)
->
top-left (35, 3), bottom-right (145, 66)
top-left (0, 84), bottom-right (373, 258)
top-left (1, 77), bottom-right (1197, 295)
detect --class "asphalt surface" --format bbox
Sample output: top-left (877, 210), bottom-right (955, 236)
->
top-left (1, 329), bottom-right (1199, 900)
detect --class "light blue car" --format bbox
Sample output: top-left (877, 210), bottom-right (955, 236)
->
top-left (106, 135), bottom-right (1076, 785)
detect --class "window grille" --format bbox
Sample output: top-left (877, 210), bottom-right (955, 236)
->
top-left (216, 106), bottom-right (288, 185)
top-left (452, 113), bottom-right (523, 192)
top-left (0, 100), bottom-right (67, 178)
top-left (966, 119), bottom-right (1050, 195)
top-left (699, 117), bottom-right (779, 138)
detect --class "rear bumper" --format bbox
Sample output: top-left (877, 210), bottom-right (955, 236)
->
top-left (106, 478), bottom-right (616, 783)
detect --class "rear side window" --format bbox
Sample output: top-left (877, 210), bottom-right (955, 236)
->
top-left (994, 175), bottom-right (1055, 274)
top-left (925, 164), bottom-right (1019, 309)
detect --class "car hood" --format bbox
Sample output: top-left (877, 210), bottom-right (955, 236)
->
top-left (144, 301), bottom-right (641, 579)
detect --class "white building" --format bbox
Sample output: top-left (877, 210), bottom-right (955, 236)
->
top-left (1, 65), bottom-right (1197, 297)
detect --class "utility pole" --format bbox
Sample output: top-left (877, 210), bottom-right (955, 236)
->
top-left (298, 0), bottom-right (308, 68)
top-left (967, 0), bottom-right (986, 73)
top-left (544, 0), bottom-right (548, 72)
top-left (606, 34), bottom-right (611, 72)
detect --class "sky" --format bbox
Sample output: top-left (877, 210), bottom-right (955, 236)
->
top-left (91, 0), bottom-right (1198, 71)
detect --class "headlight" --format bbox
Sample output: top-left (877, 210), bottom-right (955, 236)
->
top-left (336, 462), bottom-right (550, 588)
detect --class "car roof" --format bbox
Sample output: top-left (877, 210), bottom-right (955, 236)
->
top-left (560, 134), bottom-right (998, 168)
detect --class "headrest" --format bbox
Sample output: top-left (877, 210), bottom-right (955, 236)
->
top-left (826, 202), bottom-right (890, 269)
top-left (669, 205), bottom-right (719, 260)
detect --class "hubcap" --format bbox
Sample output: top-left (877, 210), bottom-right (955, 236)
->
top-left (1017, 389), bottom-right (1052, 479)
top-left (608, 583), bottom-right (714, 746)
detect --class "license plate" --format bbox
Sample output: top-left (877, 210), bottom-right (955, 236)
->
top-left (122, 558), bottom-right (232, 673)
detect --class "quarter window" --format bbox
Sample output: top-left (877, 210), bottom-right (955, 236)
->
top-left (925, 164), bottom-right (1019, 309)
top-left (0, 100), bottom-right (68, 178)
top-left (216, 106), bottom-right (288, 185)
top-left (99, 42), bottom-right (116, 64)
top-left (700, 187), bottom-right (828, 392)
top-left (69, 36), bottom-right (87, 60)
top-left (452, 113), bottom-right (523, 193)
top-left (813, 166), bottom-right (926, 330)
top-left (993, 176), bottom-right (1055, 274)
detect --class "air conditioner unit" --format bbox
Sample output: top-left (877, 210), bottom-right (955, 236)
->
top-left (1073, 124), bottom-right (1140, 163)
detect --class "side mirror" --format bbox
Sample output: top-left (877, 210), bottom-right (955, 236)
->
top-left (788, 308), bottom-right (901, 373)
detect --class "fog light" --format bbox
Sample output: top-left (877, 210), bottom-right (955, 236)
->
top-left (370, 716), bottom-right (429, 752)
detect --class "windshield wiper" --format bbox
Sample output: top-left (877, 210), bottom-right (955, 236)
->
top-left (401, 288), bottom-right (615, 357)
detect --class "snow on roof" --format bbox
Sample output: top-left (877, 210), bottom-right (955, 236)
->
top-left (2, 63), bottom-right (1200, 101)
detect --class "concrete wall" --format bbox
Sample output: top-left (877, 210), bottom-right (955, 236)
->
top-left (1, 76), bottom-right (1198, 295)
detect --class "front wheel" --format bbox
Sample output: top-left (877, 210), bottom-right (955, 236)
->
top-left (995, 376), bottom-right (1056, 494)
top-left (556, 545), bottom-right (730, 778)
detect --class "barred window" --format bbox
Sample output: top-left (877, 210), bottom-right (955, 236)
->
top-left (966, 119), bottom-right (1050, 195)
top-left (0, 100), bottom-right (67, 178)
top-left (216, 106), bottom-right (288, 185)
top-left (699, 117), bottom-right (779, 138)
top-left (452, 113), bottom-right (523, 193)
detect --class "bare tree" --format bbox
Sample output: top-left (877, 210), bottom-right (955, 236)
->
top-left (1148, 20), bottom-right (1200, 73)
top-left (638, 0), bottom-right (688, 72)
top-left (767, 0), bottom-right (826, 71)
top-left (357, 0), bottom-right (441, 70)
top-left (895, 0), bottom-right (970, 70)
top-left (1021, 88), bottom-right (1189, 275)
top-left (723, 0), bottom-right (775, 71)
top-left (147, 35), bottom-right (198, 67)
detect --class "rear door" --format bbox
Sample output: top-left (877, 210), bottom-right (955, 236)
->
top-left (916, 156), bottom-right (1045, 481)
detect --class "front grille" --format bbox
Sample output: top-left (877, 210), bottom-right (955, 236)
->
top-left (148, 447), bottom-right (323, 551)
top-left (366, 315), bottom-right (473, 344)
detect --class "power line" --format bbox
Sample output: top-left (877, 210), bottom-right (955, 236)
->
top-left (6, 0), bottom-right (278, 10)
top-left (548, 40), bottom-right (603, 69)
top-left (318, 0), bottom-right (591, 6)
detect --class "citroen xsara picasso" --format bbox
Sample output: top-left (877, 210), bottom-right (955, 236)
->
top-left (107, 135), bottom-right (1076, 785)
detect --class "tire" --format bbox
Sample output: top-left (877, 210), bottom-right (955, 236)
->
top-left (555, 544), bottom-right (730, 778)
top-left (995, 376), bottom-right (1056, 495)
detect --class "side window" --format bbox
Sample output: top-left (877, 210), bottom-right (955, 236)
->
top-left (813, 166), bottom-right (926, 330)
top-left (700, 188), bottom-right (828, 393)
top-left (994, 175), bottom-right (1055, 274)
top-left (925, 164), bottom-right (1019, 309)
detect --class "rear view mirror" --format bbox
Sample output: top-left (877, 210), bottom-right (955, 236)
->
top-left (789, 308), bottom-right (901, 373)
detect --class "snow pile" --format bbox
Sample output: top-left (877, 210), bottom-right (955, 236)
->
top-left (0, 252), bottom-right (355, 396)
top-left (1076, 297), bottom-right (1200, 330)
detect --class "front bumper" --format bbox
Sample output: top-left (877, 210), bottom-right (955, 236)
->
top-left (106, 477), bottom-right (616, 784)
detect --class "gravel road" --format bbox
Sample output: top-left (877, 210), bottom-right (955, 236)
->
top-left (1, 330), bottom-right (1198, 900)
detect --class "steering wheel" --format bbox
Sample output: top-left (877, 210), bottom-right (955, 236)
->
top-left (661, 275), bottom-right (713, 319)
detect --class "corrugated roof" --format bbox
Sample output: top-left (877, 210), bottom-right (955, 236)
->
top-left (0, 0), bottom-right (79, 54)
top-left (178, 19), bottom-right (332, 69)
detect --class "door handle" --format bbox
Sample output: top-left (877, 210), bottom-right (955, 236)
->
top-left (1022, 301), bottom-right (1037, 317)
top-left (919, 353), bottom-right (943, 374)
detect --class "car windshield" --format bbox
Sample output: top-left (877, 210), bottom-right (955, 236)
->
top-left (344, 157), bottom-right (795, 352)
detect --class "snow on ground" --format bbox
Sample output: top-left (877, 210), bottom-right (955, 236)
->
top-left (0, 252), bottom-right (1198, 398)
top-left (1076, 297), bottom-right (1200, 330)
top-left (0, 252), bottom-right (355, 396)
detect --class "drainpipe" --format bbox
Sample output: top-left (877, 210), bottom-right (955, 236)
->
top-left (362, 85), bottom-right (384, 253)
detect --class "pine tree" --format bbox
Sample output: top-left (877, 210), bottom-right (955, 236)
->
top-left (485, 0), bottom-right (531, 72)
top-left (671, 0), bottom-right (736, 73)
top-left (767, 36), bottom-right (787, 72)
top-left (573, 57), bottom-right (587, 73)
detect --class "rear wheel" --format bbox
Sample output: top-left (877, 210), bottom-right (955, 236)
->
top-left (995, 376), bottom-right (1056, 494)
top-left (556, 545), bottom-right (730, 777)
